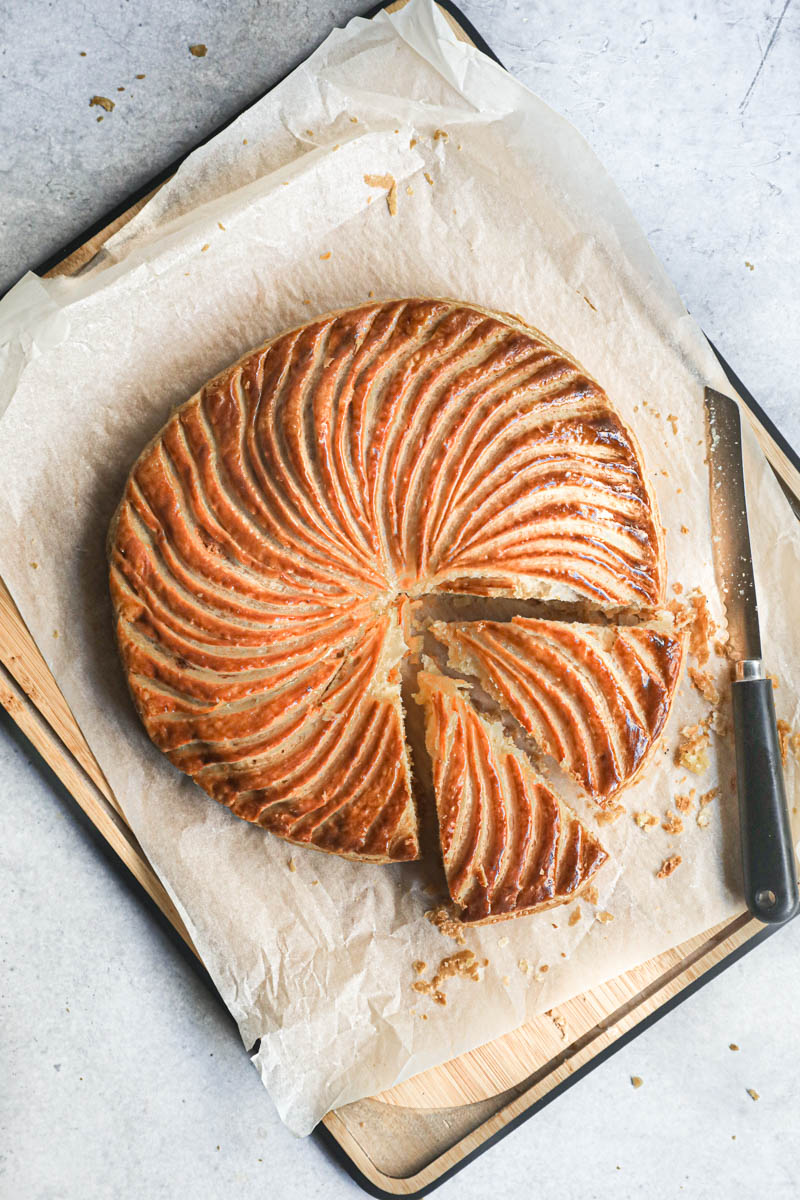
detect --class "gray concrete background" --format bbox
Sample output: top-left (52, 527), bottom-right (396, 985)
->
top-left (2, 1), bottom-right (799, 1197)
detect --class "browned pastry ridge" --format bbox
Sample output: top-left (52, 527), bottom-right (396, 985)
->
top-left (416, 671), bottom-right (608, 923)
top-left (108, 298), bottom-right (671, 900)
top-left (434, 618), bottom-right (685, 807)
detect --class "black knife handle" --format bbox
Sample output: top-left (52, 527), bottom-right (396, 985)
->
top-left (732, 675), bottom-right (799, 924)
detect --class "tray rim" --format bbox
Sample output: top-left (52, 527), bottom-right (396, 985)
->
top-left (1, 1), bottom-right (796, 1195)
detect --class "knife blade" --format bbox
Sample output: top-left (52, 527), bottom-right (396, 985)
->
top-left (705, 388), bottom-right (762, 663)
top-left (704, 387), bottom-right (798, 924)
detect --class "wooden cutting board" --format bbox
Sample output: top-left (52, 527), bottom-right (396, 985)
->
top-left (1, 1), bottom-right (796, 1193)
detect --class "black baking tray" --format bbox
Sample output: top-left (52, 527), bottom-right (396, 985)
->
top-left (4, 1), bottom-right (795, 1196)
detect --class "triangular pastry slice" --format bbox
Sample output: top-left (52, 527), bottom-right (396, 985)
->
top-left (415, 671), bottom-right (608, 923)
top-left (433, 617), bottom-right (684, 806)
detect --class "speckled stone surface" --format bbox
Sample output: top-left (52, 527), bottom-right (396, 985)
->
top-left (1, 2), bottom-right (799, 1197)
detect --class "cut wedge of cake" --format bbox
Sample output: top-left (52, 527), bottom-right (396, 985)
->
top-left (415, 671), bottom-right (608, 922)
top-left (433, 617), bottom-right (685, 806)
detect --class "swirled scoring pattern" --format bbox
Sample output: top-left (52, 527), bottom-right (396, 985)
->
top-left (416, 672), bottom-right (608, 923)
top-left (109, 298), bottom-right (667, 872)
top-left (435, 618), bottom-right (685, 805)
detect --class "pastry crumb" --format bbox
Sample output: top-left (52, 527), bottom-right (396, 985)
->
top-left (217, 222), bottom-right (226, 231)
top-left (288, 858), bottom-right (296, 872)
top-left (746, 1088), bottom-right (760, 1102)
top-left (412, 960), bottom-right (426, 974)
top-left (596, 911), bottom-right (614, 924)
top-left (681, 524), bottom-right (689, 534)
top-left (730, 1043), bottom-right (739, 1051)
top-left (676, 722), bottom-right (710, 774)
top-left (409, 137), bottom-right (417, 148)
top-left (423, 172), bottom-right (434, 185)
top-left (675, 791), bottom-right (695, 814)
top-left (568, 907), bottom-right (582, 926)
top-left (583, 885), bottom-right (599, 906)
top-left (413, 949), bottom-right (484, 1007)
top-left (433, 129), bottom-right (449, 140)
top-left (546, 1010), bottom-right (568, 1039)
top-left (189, 44), bottom-right (207, 57)
top-left (672, 581), bottom-right (683, 594)
top-left (201, 243), bottom-right (210, 252)
top-left (89, 95), bottom-right (114, 111)
top-left (667, 414), bottom-right (678, 435)
top-left (319, 251), bottom-right (332, 260)
top-left (777, 719), bottom-right (790, 766)
top-left (363, 173), bottom-right (398, 215)
top-left (597, 803), bottom-right (625, 825)
top-left (633, 810), bottom-right (658, 831)
top-left (30, 561), bottom-right (38, 569)
top-left (412, 980), bottom-right (446, 1005)
top-left (364, 172), bottom-right (394, 189)
top-left (425, 905), bottom-right (466, 945)
top-left (657, 854), bottom-right (682, 879)
top-left (688, 592), bottom-right (713, 665)
top-left (689, 666), bottom-right (720, 705)
top-left (700, 787), bottom-right (719, 825)
top-left (710, 705), bottom-right (730, 740)
top-left (662, 809), bottom-right (684, 835)
top-left (630, 1075), bottom-right (643, 1089)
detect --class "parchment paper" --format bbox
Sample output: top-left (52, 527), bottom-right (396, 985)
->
top-left (1, 0), bottom-right (799, 1135)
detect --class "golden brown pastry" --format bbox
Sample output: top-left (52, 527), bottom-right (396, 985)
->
top-left (415, 671), bottom-right (608, 922)
top-left (108, 298), bottom-right (666, 866)
top-left (434, 618), bottom-right (684, 806)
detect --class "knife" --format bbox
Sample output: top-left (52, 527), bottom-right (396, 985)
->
top-left (705, 387), bottom-right (799, 924)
